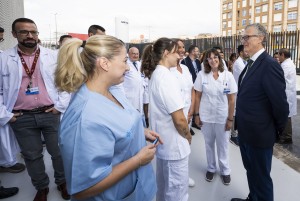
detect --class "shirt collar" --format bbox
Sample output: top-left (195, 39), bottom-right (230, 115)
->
top-left (250, 48), bottom-right (265, 63)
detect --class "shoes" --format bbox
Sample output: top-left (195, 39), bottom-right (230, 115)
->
top-left (33, 188), bottom-right (49, 201)
top-left (188, 177), bottom-right (195, 187)
top-left (190, 128), bottom-right (195, 136)
top-left (231, 197), bottom-right (251, 201)
top-left (205, 171), bottom-right (214, 182)
top-left (192, 122), bottom-right (201, 130)
top-left (221, 175), bottom-right (231, 185)
top-left (278, 138), bottom-right (293, 144)
top-left (230, 136), bottom-right (239, 146)
top-left (57, 182), bottom-right (71, 200)
top-left (0, 186), bottom-right (19, 199)
top-left (0, 163), bottom-right (26, 173)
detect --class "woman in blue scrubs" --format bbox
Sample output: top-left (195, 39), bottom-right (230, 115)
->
top-left (55, 35), bottom-right (161, 201)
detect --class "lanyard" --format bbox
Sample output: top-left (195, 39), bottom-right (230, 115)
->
top-left (17, 49), bottom-right (40, 88)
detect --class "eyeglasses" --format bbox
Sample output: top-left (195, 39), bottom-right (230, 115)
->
top-left (207, 56), bottom-right (219, 62)
top-left (0, 38), bottom-right (4, 42)
top-left (240, 35), bottom-right (259, 41)
top-left (16, 30), bottom-right (39, 36)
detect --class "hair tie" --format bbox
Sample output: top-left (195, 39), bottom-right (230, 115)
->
top-left (81, 40), bottom-right (86, 48)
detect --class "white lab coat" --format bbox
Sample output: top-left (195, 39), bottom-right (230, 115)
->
top-left (281, 58), bottom-right (297, 117)
top-left (122, 60), bottom-right (144, 113)
top-left (232, 56), bottom-right (246, 85)
top-left (0, 45), bottom-right (70, 166)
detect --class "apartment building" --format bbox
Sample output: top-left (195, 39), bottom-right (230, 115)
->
top-left (221, 0), bottom-right (300, 36)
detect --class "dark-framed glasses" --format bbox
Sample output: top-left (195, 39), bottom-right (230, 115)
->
top-left (16, 30), bottom-right (39, 36)
top-left (0, 38), bottom-right (4, 42)
top-left (240, 35), bottom-right (259, 41)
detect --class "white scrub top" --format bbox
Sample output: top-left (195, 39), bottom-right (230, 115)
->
top-left (149, 65), bottom-right (190, 160)
top-left (170, 64), bottom-right (193, 118)
top-left (59, 84), bottom-right (156, 201)
top-left (194, 70), bottom-right (237, 123)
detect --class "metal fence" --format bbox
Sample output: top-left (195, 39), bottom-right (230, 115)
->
top-left (129, 31), bottom-right (300, 74)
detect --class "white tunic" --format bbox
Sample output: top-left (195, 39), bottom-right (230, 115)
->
top-left (149, 65), bottom-right (190, 160)
top-left (194, 70), bottom-right (237, 123)
top-left (281, 58), bottom-right (297, 117)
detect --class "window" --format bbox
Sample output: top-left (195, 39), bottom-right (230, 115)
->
top-left (223, 31), bottom-right (226, 36)
top-left (223, 4), bottom-right (227, 10)
top-left (256, 0), bottom-right (261, 3)
top-left (228, 12), bottom-right (232, 19)
top-left (262, 15), bottom-right (267, 23)
top-left (228, 2), bottom-right (232, 9)
top-left (274, 13), bottom-right (282, 21)
top-left (274, 2), bottom-right (283, 10)
top-left (288, 0), bottom-right (297, 8)
top-left (228, 21), bottom-right (232, 28)
top-left (242, 9), bottom-right (247, 16)
top-left (223, 13), bottom-right (227, 20)
top-left (287, 24), bottom-right (296, 31)
top-left (262, 4), bottom-right (268, 12)
top-left (238, 2), bottom-right (240, 8)
top-left (256, 6), bottom-right (261, 13)
top-left (228, 30), bottom-right (232, 36)
top-left (273, 25), bottom-right (281, 32)
top-left (223, 22), bottom-right (227, 29)
top-left (242, 19), bottom-right (247, 26)
top-left (255, 16), bottom-right (260, 23)
top-left (262, 0), bottom-right (268, 2)
top-left (242, 0), bottom-right (246, 7)
top-left (288, 12), bottom-right (297, 20)
top-left (249, 19), bottom-right (252, 24)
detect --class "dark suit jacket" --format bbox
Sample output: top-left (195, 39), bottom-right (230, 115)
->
top-left (181, 56), bottom-right (201, 83)
top-left (236, 51), bottom-right (289, 148)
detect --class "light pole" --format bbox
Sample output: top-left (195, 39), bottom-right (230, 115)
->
top-left (54, 13), bottom-right (58, 48)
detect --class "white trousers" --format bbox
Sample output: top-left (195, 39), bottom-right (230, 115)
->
top-left (156, 156), bottom-right (189, 201)
top-left (202, 122), bottom-right (231, 175)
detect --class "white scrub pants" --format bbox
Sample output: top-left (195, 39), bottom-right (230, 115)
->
top-left (156, 156), bottom-right (189, 201)
top-left (202, 122), bottom-right (231, 175)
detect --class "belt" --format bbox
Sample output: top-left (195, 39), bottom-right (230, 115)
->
top-left (13, 104), bottom-right (54, 114)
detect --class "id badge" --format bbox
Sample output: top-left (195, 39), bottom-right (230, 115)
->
top-left (223, 87), bottom-right (230, 94)
top-left (25, 87), bottom-right (39, 95)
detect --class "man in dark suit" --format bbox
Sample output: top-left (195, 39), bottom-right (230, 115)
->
top-left (231, 24), bottom-right (289, 201)
top-left (181, 45), bottom-right (201, 82)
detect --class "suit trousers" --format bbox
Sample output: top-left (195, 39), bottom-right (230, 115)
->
top-left (239, 140), bottom-right (273, 201)
top-left (10, 112), bottom-right (65, 190)
top-left (202, 122), bottom-right (231, 175)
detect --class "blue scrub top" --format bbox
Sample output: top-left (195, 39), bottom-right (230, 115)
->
top-left (59, 84), bottom-right (156, 201)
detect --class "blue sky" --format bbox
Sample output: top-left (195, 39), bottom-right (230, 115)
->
top-left (24, 0), bottom-right (220, 41)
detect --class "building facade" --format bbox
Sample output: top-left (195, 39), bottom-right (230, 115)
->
top-left (221, 0), bottom-right (300, 36)
top-left (0, 0), bottom-right (24, 50)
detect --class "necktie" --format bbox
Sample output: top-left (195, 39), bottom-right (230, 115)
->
top-left (240, 59), bottom-right (254, 85)
top-left (133, 62), bottom-right (138, 71)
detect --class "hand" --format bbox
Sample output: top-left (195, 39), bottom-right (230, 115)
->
top-left (45, 107), bottom-right (61, 114)
top-left (135, 144), bottom-right (156, 166)
top-left (9, 112), bottom-right (23, 123)
top-left (194, 116), bottom-right (203, 128)
top-left (144, 128), bottom-right (163, 146)
top-left (185, 131), bottom-right (192, 145)
top-left (225, 120), bottom-right (233, 131)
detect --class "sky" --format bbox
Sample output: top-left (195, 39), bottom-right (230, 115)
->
top-left (24, 0), bottom-right (220, 42)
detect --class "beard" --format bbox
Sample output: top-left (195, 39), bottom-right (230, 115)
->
top-left (20, 40), bottom-right (37, 48)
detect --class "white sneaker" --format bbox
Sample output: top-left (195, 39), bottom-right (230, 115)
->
top-left (188, 177), bottom-right (195, 187)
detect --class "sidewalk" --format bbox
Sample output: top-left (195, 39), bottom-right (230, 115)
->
top-left (1, 128), bottom-right (300, 201)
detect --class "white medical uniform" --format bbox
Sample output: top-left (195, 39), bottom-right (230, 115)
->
top-left (149, 65), bottom-right (190, 201)
top-left (194, 70), bottom-right (237, 175)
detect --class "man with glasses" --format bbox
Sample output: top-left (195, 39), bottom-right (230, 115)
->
top-left (0, 18), bottom-right (71, 201)
top-left (231, 23), bottom-right (289, 201)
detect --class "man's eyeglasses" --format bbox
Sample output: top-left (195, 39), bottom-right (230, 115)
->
top-left (240, 35), bottom-right (259, 41)
top-left (16, 30), bottom-right (39, 36)
top-left (207, 56), bottom-right (219, 62)
top-left (0, 38), bottom-right (4, 42)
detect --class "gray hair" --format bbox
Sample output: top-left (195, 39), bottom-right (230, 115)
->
top-left (245, 23), bottom-right (267, 44)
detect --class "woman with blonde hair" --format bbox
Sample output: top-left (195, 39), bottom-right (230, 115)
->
top-left (55, 35), bottom-right (161, 201)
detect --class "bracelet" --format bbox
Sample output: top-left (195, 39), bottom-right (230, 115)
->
top-left (227, 118), bottom-right (233, 122)
top-left (193, 113), bottom-right (199, 117)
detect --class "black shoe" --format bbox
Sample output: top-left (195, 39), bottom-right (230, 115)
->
top-left (230, 136), bottom-right (239, 146)
top-left (221, 175), bottom-right (231, 185)
top-left (231, 197), bottom-right (251, 201)
top-left (192, 122), bottom-right (201, 130)
top-left (190, 128), bottom-right (195, 136)
top-left (205, 171), bottom-right (214, 182)
top-left (0, 186), bottom-right (19, 199)
top-left (0, 163), bottom-right (26, 173)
